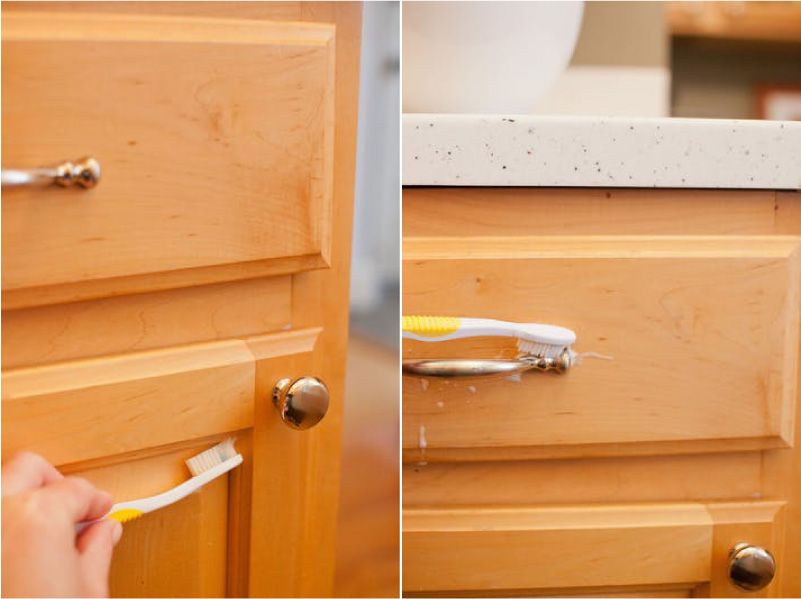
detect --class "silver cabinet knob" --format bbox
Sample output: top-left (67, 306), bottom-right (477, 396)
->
top-left (728, 543), bottom-right (775, 592)
top-left (2, 156), bottom-right (100, 188)
top-left (272, 377), bottom-right (329, 430)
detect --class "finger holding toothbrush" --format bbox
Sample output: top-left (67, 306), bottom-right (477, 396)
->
top-left (1, 451), bottom-right (122, 598)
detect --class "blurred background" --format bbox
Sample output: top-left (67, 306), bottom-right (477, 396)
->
top-left (534, 1), bottom-right (801, 119)
top-left (335, 2), bottom-right (400, 598)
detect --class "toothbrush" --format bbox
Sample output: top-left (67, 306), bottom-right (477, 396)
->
top-left (75, 438), bottom-right (242, 532)
top-left (402, 315), bottom-right (576, 358)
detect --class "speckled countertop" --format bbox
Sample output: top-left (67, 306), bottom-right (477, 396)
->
top-left (402, 115), bottom-right (801, 189)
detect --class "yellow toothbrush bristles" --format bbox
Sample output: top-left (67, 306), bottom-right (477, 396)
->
top-left (185, 438), bottom-right (238, 477)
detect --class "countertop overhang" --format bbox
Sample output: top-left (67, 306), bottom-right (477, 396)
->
top-left (402, 115), bottom-right (801, 190)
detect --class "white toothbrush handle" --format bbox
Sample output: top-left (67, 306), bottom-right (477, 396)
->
top-left (74, 454), bottom-right (243, 534)
top-left (117, 454), bottom-right (243, 514)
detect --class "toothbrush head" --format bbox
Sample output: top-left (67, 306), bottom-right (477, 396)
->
top-left (516, 323), bottom-right (576, 359)
top-left (185, 438), bottom-right (239, 477)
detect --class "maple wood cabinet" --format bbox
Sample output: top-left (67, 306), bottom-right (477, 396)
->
top-left (402, 187), bottom-right (801, 597)
top-left (2, 3), bottom-right (362, 597)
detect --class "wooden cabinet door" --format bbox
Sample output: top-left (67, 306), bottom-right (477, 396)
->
top-left (3, 329), bottom-right (337, 597)
top-left (2, 3), bottom-right (361, 597)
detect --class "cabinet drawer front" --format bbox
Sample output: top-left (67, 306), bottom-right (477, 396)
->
top-left (2, 12), bottom-right (334, 305)
top-left (403, 237), bottom-right (801, 460)
top-left (405, 504), bottom-right (712, 593)
top-left (403, 501), bottom-right (782, 596)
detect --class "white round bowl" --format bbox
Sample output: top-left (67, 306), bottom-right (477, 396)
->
top-left (403, 1), bottom-right (584, 114)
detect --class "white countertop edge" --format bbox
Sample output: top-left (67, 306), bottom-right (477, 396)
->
top-left (402, 114), bottom-right (801, 190)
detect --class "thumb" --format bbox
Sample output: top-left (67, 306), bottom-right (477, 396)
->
top-left (77, 519), bottom-right (123, 597)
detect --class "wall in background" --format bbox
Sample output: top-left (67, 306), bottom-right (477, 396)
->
top-left (668, 1), bottom-right (801, 119)
top-left (349, 1), bottom-right (400, 348)
top-left (350, 1), bottom-right (400, 314)
top-left (534, 1), bottom-right (670, 117)
top-left (533, 1), bottom-right (801, 120)
top-left (672, 38), bottom-right (801, 118)
top-left (571, 0), bottom-right (667, 67)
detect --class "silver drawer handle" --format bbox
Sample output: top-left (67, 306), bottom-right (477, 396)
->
top-left (1, 156), bottom-right (100, 189)
top-left (402, 351), bottom-right (572, 378)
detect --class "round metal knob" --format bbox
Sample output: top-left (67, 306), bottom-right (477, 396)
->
top-left (272, 376), bottom-right (329, 430)
top-left (728, 543), bottom-right (775, 592)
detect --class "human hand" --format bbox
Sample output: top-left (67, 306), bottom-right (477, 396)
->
top-left (1, 452), bottom-right (122, 598)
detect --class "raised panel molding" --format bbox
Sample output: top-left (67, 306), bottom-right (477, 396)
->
top-left (403, 236), bottom-right (801, 461)
top-left (1, 327), bottom-right (321, 466)
top-left (2, 12), bottom-right (335, 308)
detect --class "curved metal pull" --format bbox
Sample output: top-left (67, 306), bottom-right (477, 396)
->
top-left (403, 351), bottom-right (572, 378)
top-left (2, 157), bottom-right (100, 189)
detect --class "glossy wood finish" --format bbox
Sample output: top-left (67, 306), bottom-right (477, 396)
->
top-left (2, 3), bottom-right (362, 597)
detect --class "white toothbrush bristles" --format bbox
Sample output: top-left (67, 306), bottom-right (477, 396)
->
top-left (517, 338), bottom-right (568, 359)
top-left (185, 438), bottom-right (238, 477)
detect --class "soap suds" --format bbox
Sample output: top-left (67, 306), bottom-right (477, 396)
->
top-left (436, 401), bottom-right (445, 409)
top-left (573, 351), bottom-right (614, 366)
top-left (418, 425), bottom-right (428, 466)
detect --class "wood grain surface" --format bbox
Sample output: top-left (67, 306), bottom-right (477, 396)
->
top-left (2, 11), bottom-right (334, 303)
top-left (2, 3), bottom-right (363, 597)
top-left (402, 188), bottom-right (801, 597)
top-left (403, 236), bottom-right (801, 459)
